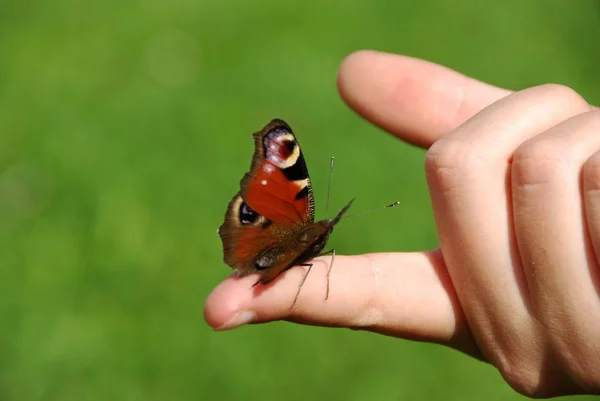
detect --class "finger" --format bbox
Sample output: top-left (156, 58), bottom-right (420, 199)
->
top-left (337, 50), bottom-right (511, 148)
top-left (204, 251), bottom-right (482, 357)
top-left (512, 110), bottom-right (600, 373)
top-left (425, 84), bottom-right (591, 364)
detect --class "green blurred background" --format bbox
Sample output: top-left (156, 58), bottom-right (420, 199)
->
top-left (1, 0), bottom-right (600, 399)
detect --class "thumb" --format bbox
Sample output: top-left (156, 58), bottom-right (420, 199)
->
top-left (204, 251), bottom-right (481, 358)
top-left (337, 50), bottom-right (512, 148)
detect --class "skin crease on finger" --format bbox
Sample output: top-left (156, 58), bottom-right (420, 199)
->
top-left (206, 51), bottom-right (600, 397)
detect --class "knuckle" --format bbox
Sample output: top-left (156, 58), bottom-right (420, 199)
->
top-left (512, 109), bottom-right (600, 190)
top-left (535, 83), bottom-right (589, 110)
top-left (496, 357), bottom-right (548, 398)
top-left (512, 139), bottom-right (570, 188)
top-left (425, 138), bottom-right (483, 191)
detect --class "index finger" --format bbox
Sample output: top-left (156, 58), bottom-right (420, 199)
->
top-left (204, 251), bottom-right (480, 357)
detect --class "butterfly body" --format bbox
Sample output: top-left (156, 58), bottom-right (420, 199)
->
top-left (218, 119), bottom-right (352, 287)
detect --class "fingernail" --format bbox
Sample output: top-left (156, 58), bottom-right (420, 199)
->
top-left (215, 310), bottom-right (256, 331)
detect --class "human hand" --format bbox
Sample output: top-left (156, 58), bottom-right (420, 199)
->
top-left (205, 50), bottom-right (600, 397)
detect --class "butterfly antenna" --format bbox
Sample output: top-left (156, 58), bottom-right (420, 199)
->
top-left (342, 201), bottom-right (400, 220)
top-left (324, 156), bottom-right (334, 219)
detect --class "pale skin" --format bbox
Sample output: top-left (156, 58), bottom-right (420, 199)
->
top-left (204, 50), bottom-right (600, 398)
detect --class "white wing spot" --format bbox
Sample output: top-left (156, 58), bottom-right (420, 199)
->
top-left (275, 133), bottom-right (295, 143)
top-left (260, 179), bottom-right (267, 185)
top-left (294, 178), bottom-right (309, 189)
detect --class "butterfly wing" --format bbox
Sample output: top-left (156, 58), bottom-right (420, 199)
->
top-left (218, 119), bottom-right (315, 277)
top-left (218, 194), bottom-right (282, 275)
top-left (240, 119), bottom-right (315, 227)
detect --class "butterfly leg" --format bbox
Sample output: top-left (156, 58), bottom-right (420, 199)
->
top-left (292, 263), bottom-right (313, 309)
top-left (319, 249), bottom-right (336, 301)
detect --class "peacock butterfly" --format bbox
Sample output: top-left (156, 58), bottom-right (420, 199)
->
top-left (218, 118), bottom-right (353, 307)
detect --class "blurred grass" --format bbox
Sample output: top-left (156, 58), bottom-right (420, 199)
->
top-left (1, 0), bottom-right (600, 400)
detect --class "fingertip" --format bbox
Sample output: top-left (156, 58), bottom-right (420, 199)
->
top-left (337, 50), bottom-right (396, 120)
top-left (203, 269), bottom-right (300, 330)
top-left (337, 49), bottom-right (382, 100)
top-left (203, 274), bottom-right (253, 330)
top-left (203, 281), bottom-right (229, 329)
top-left (337, 50), bottom-right (450, 147)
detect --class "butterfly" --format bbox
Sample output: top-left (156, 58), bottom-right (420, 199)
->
top-left (218, 119), bottom-right (353, 307)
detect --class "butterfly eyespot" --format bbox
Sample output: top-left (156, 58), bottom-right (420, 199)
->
top-left (263, 129), bottom-right (301, 170)
top-left (283, 140), bottom-right (295, 155)
top-left (239, 201), bottom-right (259, 225)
